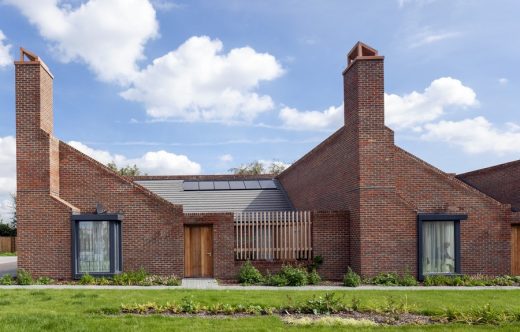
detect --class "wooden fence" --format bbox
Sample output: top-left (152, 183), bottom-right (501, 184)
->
top-left (234, 211), bottom-right (312, 261)
top-left (0, 236), bottom-right (16, 253)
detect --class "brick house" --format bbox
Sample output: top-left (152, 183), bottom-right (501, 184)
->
top-left (15, 43), bottom-right (520, 281)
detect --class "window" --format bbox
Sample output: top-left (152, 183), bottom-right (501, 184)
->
top-left (71, 214), bottom-right (122, 279)
top-left (417, 214), bottom-right (467, 280)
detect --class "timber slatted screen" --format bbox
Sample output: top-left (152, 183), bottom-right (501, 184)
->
top-left (234, 211), bottom-right (311, 261)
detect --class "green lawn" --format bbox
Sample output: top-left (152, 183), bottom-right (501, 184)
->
top-left (0, 289), bottom-right (519, 331)
top-left (0, 252), bottom-right (16, 256)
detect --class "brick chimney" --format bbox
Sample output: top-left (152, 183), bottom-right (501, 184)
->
top-left (342, 42), bottom-right (397, 276)
top-left (15, 48), bottom-right (60, 195)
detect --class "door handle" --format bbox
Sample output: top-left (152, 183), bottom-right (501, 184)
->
top-left (207, 252), bottom-right (212, 256)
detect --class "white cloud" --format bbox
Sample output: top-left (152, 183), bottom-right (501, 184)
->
top-left (0, 136), bottom-right (16, 221)
top-left (151, 0), bottom-right (182, 11)
top-left (407, 26), bottom-right (461, 48)
top-left (0, 30), bottom-right (13, 67)
top-left (120, 36), bottom-right (284, 123)
top-left (385, 77), bottom-right (478, 130)
top-left (498, 78), bottom-right (509, 85)
top-left (279, 104), bottom-right (343, 131)
top-left (421, 116), bottom-right (520, 155)
top-left (278, 77), bottom-right (477, 131)
top-left (5, 0), bottom-right (159, 83)
top-left (68, 141), bottom-right (201, 175)
top-left (219, 154), bottom-right (233, 163)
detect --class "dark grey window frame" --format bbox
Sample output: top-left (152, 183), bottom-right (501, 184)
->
top-left (417, 213), bottom-right (467, 281)
top-left (71, 214), bottom-right (123, 279)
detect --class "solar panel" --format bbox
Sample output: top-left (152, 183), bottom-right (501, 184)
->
top-left (259, 180), bottom-right (277, 189)
top-left (229, 181), bottom-right (246, 189)
top-left (198, 181), bottom-right (215, 190)
top-left (214, 181), bottom-right (230, 190)
top-left (183, 181), bottom-right (199, 191)
top-left (244, 180), bottom-right (261, 189)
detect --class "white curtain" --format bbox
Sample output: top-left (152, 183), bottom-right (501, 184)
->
top-left (422, 221), bottom-right (455, 274)
top-left (78, 221), bottom-right (110, 273)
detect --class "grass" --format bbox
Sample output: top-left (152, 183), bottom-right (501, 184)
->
top-left (0, 289), bottom-right (519, 331)
top-left (0, 252), bottom-right (16, 256)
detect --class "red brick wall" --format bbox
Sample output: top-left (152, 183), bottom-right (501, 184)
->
top-left (278, 46), bottom-right (512, 278)
top-left (15, 60), bottom-right (78, 277)
top-left (59, 143), bottom-right (186, 278)
top-left (311, 211), bottom-right (349, 280)
top-left (395, 147), bottom-right (511, 275)
top-left (456, 160), bottom-right (520, 211)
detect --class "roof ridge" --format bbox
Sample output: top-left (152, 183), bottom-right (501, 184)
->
top-left (456, 159), bottom-right (520, 178)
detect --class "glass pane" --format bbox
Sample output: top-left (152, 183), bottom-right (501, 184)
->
top-left (259, 180), bottom-right (277, 189)
top-left (422, 221), bottom-right (455, 274)
top-left (113, 223), bottom-right (120, 272)
top-left (214, 181), bottom-right (230, 190)
top-left (78, 221), bottom-right (110, 273)
top-left (229, 181), bottom-right (246, 190)
top-left (183, 181), bottom-right (199, 191)
top-left (244, 180), bottom-right (261, 189)
top-left (199, 181), bottom-right (214, 190)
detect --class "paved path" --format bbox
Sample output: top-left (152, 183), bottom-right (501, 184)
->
top-left (0, 257), bottom-right (16, 277)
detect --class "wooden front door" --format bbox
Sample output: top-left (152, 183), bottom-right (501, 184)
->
top-left (184, 225), bottom-right (213, 277)
top-left (513, 226), bottom-right (520, 275)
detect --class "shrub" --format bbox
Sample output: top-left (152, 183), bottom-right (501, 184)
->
top-left (0, 274), bottom-right (14, 285)
top-left (265, 272), bottom-right (289, 286)
top-left (308, 269), bottom-right (321, 285)
top-left (343, 267), bottom-right (361, 287)
top-left (16, 269), bottom-right (33, 285)
top-left (279, 265), bottom-right (308, 286)
top-left (238, 261), bottom-right (263, 285)
top-left (399, 271), bottom-right (418, 286)
top-left (36, 276), bottom-right (54, 285)
top-left (370, 272), bottom-right (400, 286)
top-left (308, 255), bottom-right (324, 271)
top-left (79, 273), bottom-right (96, 285)
top-left (298, 293), bottom-right (344, 315)
top-left (113, 268), bottom-right (148, 285)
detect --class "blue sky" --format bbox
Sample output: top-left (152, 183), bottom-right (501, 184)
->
top-left (0, 0), bottom-right (519, 218)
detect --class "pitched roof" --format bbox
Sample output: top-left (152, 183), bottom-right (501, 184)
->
top-left (135, 179), bottom-right (293, 213)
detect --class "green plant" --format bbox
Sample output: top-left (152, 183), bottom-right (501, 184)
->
top-left (238, 261), bottom-right (263, 285)
top-left (308, 269), bottom-right (321, 285)
top-left (370, 272), bottom-right (400, 286)
top-left (79, 273), bottom-right (96, 285)
top-left (343, 267), bottom-right (361, 287)
top-left (180, 296), bottom-right (199, 313)
top-left (399, 270), bottom-right (418, 286)
top-left (0, 274), bottom-right (14, 285)
top-left (36, 276), bottom-right (54, 285)
top-left (308, 255), bottom-right (324, 271)
top-left (112, 268), bottom-right (149, 285)
top-left (298, 293), bottom-right (344, 315)
top-left (16, 269), bottom-right (33, 285)
top-left (265, 272), bottom-right (288, 286)
top-left (278, 265), bottom-right (308, 286)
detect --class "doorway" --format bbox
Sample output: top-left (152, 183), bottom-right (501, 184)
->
top-left (184, 225), bottom-right (213, 277)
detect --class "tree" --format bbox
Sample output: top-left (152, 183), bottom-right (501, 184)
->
top-left (229, 160), bottom-right (289, 176)
top-left (107, 162), bottom-right (144, 176)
